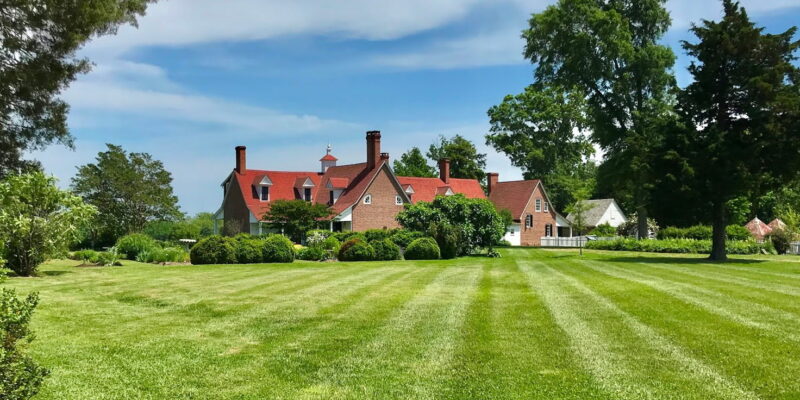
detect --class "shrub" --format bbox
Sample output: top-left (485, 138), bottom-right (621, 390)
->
top-left (96, 248), bottom-right (122, 266)
top-left (768, 229), bottom-right (793, 255)
top-left (262, 235), bottom-right (295, 263)
top-left (364, 229), bottom-right (392, 242)
top-left (589, 223), bottom-right (618, 237)
top-left (235, 238), bottom-right (263, 264)
top-left (138, 247), bottom-right (189, 263)
top-left (585, 238), bottom-right (766, 255)
top-left (658, 225), bottom-right (752, 241)
top-left (115, 233), bottom-right (158, 260)
top-left (404, 237), bottom-right (441, 260)
top-left (333, 231), bottom-right (366, 243)
top-left (496, 240), bottom-right (512, 247)
top-left (306, 229), bottom-right (333, 240)
top-left (429, 223), bottom-right (462, 259)
top-left (72, 249), bottom-right (99, 263)
top-left (338, 239), bottom-right (376, 262)
top-left (190, 235), bottom-right (237, 265)
top-left (371, 239), bottom-right (401, 261)
top-left (726, 225), bottom-right (752, 241)
top-left (320, 236), bottom-right (341, 258)
top-left (389, 230), bottom-right (426, 249)
top-left (297, 246), bottom-right (326, 261)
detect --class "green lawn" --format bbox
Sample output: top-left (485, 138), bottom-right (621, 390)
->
top-left (6, 249), bottom-right (800, 399)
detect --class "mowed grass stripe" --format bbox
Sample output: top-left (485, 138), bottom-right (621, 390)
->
top-left (643, 262), bottom-right (800, 297)
top-left (580, 260), bottom-right (800, 341)
top-left (529, 258), bottom-right (758, 400)
top-left (298, 262), bottom-right (482, 399)
top-left (444, 259), bottom-right (606, 400)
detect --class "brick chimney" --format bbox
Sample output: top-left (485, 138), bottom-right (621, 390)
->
top-left (487, 172), bottom-right (499, 195)
top-left (235, 146), bottom-right (247, 174)
top-left (439, 158), bottom-right (451, 183)
top-left (380, 152), bottom-right (390, 163)
top-left (366, 131), bottom-right (381, 170)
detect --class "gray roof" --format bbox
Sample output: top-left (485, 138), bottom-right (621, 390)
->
top-left (566, 199), bottom-right (618, 227)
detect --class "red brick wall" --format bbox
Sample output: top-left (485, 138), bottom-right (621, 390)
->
top-left (352, 168), bottom-right (404, 231)
top-left (520, 183), bottom-right (558, 246)
top-left (223, 174), bottom-right (252, 235)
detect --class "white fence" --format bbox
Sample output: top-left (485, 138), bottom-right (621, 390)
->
top-left (790, 242), bottom-right (800, 255)
top-left (540, 236), bottom-right (618, 248)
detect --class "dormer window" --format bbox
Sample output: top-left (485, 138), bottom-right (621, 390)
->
top-left (329, 191), bottom-right (335, 205)
top-left (304, 188), bottom-right (312, 201)
top-left (363, 194), bottom-right (372, 205)
top-left (544, 201), bottom-right (549, 212)
top-left (261, 186), bottom-right (270, 201)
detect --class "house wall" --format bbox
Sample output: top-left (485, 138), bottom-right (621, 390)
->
top-left (504, 223), bottom-right (522, 246)
top-left (597, 202), bottom-right (626, 227)
top-left (520, 183), bottom-right (558, 246)
top-left (223, 175), bottom-right (252, 235)
top-left (351, 168), bottom-right (405, 231)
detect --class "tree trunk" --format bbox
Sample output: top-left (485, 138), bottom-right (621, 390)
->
top-left (710, 200), bottom-right (728, 261)
top-left (637, 206), bottom-right (648, 240)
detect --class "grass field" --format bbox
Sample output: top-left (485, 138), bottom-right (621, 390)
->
top-left (6, 248), bottom-right (800, 399)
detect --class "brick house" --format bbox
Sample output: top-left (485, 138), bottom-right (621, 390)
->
top-left (214, 131), bottom-right (484, 235)
top-left (487, 173), bottom-right (572, 246)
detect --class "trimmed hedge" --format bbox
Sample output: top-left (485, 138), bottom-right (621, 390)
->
top-left (138, 247), bottom-right (189, 263)
top-left (585, 238), bottom-right (767, 255)
top-left (389, 230), bottom-right (426, 249)
top-left (115, 233), bottom-right (158, 260)
top-left (297, 246), bottom-right (327, 261)
top-left (190, 235), bottom-right (237, 265)
top-left (657, 225), bottom-right (752, 241)
top-left (332, 231), bottom-right (366, 243)
top-left (404, 237), bottom-right (441, 260)
top-left (235, 238), bottom-right (264, 264)
top-left (338, 239), bottom-right (376, 261)
top-left (371, 239), bottom-right (401, 261)
top-left (364, 229), bottom-right (393, 242)
top-left (262, 235), bottom-right (295, 263)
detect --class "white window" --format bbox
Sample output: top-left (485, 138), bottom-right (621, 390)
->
top-left (525, 214), bottom-right (533, 228)
top-left (544, 201), bottom-right (549, 212)
top-left (395, 195), bottom-right (403, 205)
top-left (260, 186), bottom-right (269, 201)
top-left (363, 194), bottom-right (372, 204)
top-left (535, 199), bottom-right (542, 212)
top-left (509, 228), bottom-right (515, 236)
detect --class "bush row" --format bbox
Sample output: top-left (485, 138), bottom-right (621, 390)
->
top-left (585, 238), bottom-right (768, 254)
top-left (190, 234), bottom-right (295, 265)
top-left (309, 229), bottom-right (428, 250)
top-left (657, 225), bottom-right (752, 241)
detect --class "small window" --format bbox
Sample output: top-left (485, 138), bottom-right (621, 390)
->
top-left (363, 194), bottom-right (372, 204)
top-left (509, 229), bottom-right (515, 236)
top-left (304, 187), bottom-right (312, 201)
top-left (545, 224), bottom-right (553, 237)
top-left (260, 186), bottom-right (269, 201)
top-left (535, 199), bottom-right (542, 212)
top-left (329, 191), bottom-right (335, 204)
top-left (395, 195), bottom-right (403, 205)
top-left (544, 201), bottom-right (549, 212)
top-left (525, 214), bottom-right (533, 228)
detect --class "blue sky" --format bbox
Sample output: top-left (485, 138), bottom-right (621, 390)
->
top-left (30, 0), bottom-right (800, 215)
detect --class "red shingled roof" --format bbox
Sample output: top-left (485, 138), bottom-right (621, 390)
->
top-left (234, 170), bottom-right (323, 219)
top-left (488, 180), bottom-right (540, 221)
top-left (320, 154), bottom-right (338, 161)
top-left (745, 217), bottom-right (772, 240)
top-left (396, 176), bottom-right (485, 203)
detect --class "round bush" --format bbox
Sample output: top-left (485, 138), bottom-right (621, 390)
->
top-left (190, 235), bottom-right (237, 265)
top-left (297, 246), bottom-right (326, 261)
top-left (389, 230), bottom-right (426, 248)
top-left (364, 229), bottom-right (392, 242)
top-left (769, 229), bottom-right (793, 255)
top-left (333, 231), bottom-right (366, 243)
top-left (262, 235), bottom-right (295, 263)
top-left (371, 239), bottom-right (401, 261)
top-left (338, 238), bottom-right (376, 261)
top-left (235, 238), bottom-right (264, 263)
top-left (115, 233), bottom-right (158, 260)
top-left (404, 237), bottom-right (441, 260)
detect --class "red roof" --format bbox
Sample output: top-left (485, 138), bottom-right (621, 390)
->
top-left (326, 177), bottom-right (349, 189)
top-left (233, 170), bottom-right (323, 219)
top-left (768, 218), bottom-right (786, 231)
top-left (745, 217), bottom-right (772, 240)
top-left (320, 154), bottom-right (338, 161)
top-left (488, 180), bottom-right (541, 221)
top-left (396, 176), bottom-right (485, 203)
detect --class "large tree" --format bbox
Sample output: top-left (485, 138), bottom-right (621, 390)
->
top-left (680, 0), bottom-right (800, 260)
top-left (261, 200), bottom-right (333, 243)
top-left (0, 0), bottom-right (156, 177)
top-left (522, 0), bottom-right (677, 238)
top-left (71, 144), bottom-right (181, 245)
top-left (427, 135), bottom-right (487, 183)
top-left (487, 84), bottom-right (596, 211)
top-left (393, 147), bottom-right (436, 178)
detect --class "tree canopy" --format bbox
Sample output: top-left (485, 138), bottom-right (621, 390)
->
top-left (261, 200), bottom-right (333, 243)
top-left (427, 135), bottom-right (487, 183)
top-left (679, 0), bottom-right (800, 260)
top-left (392, 147), bottom-right (436, 178)
top-left (0, 0), bottom-right (156, 177)
top-left (71, 144), bottom-right (182, 246)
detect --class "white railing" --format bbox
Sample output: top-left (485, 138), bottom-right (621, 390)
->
top-left (540, 236), bottom-right (618, 248)
top-left (790, 242), bottom-right (800, 255)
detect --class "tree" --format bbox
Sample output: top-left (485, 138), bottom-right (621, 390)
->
top-left (565, 188), bottom-right (593, 255)
top-left (396, 194), bottom-right (505, 255)
top-left (427, 135), bottom-right (487, 183)
top-left (71, 144), bottom-right (182, 246)
top-left (680, 0), bottom-right (800, 260)
top-left (0, 0), bottom-right (156, 177)
top-left (0, 172), bottom-right (96, 276)
top-left (523, 0), bottom-right (677, 239)
top-left (487, 83), bottom-right (596, 211)
top-left (261, 200), bottom-right (333, 243)
top-left (189, 212), bottom-right (216, 238)
top-left (393, 147), bottom-right (436, 177)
